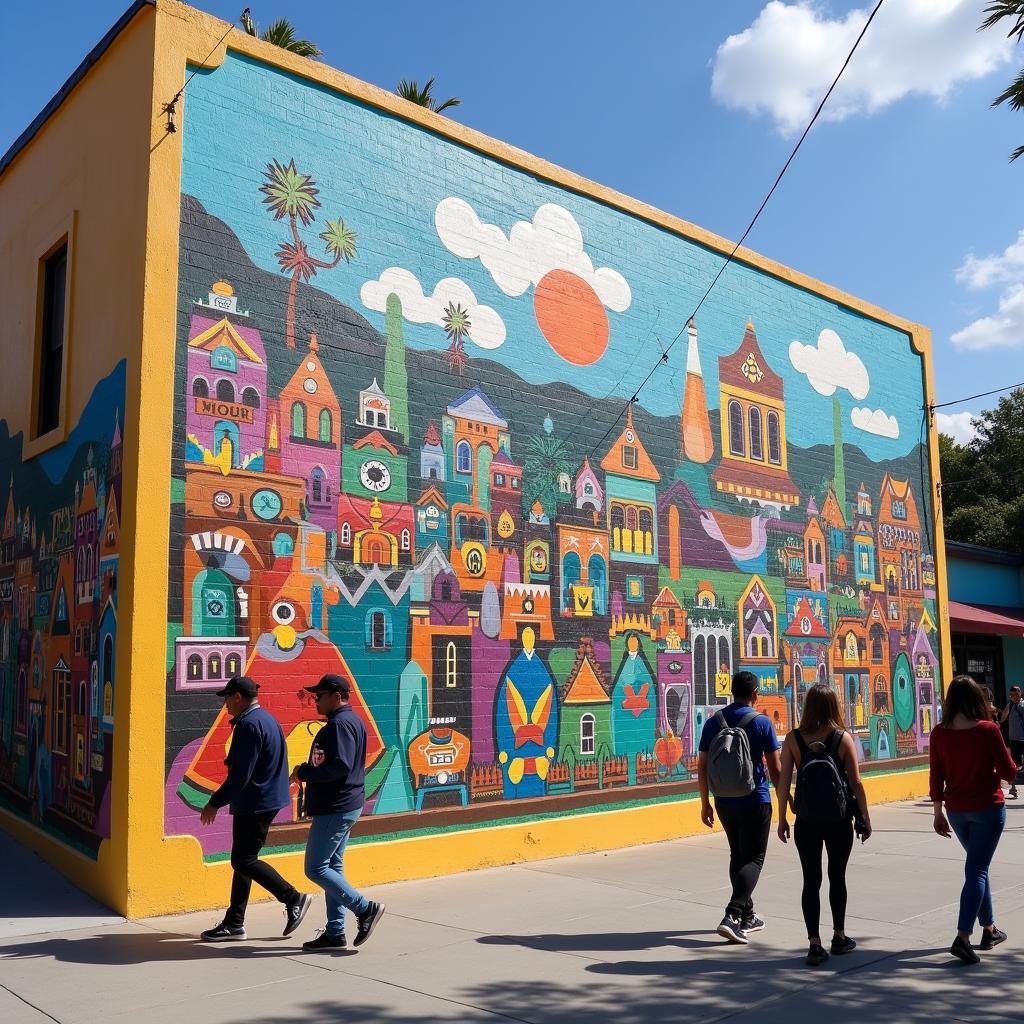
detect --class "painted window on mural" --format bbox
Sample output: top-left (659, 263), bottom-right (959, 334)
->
top-left (728, 401), bottom-right (745, 456)
top-left (216, 378), bottom-right (235, 402)
top-left (748, 407), bottom-right (763, 461)
top-left (580, 713), bottom-right (595, 755)
top-left (242, 387), bottom-right (260, 408)
top-left (291, 401), bottom-right (306, 438)
top-left (318, 409), bottom-right (332, 443)
top-left (192, 377), bottom-right (209, 398)
top-left (456, 441), bottom-right (471, 474)
top-left (767, 411), bottom-right (782, 464)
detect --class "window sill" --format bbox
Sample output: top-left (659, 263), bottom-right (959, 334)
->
top-left (22, 420), bottom-right (69, 460)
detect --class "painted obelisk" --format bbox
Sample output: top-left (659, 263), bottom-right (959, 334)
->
top-left (680, 317), bottom-right (714, 463)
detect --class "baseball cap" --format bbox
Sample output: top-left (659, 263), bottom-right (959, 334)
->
top-left (216, 676), bottom-right (259, 699)
top-left (304, 674), bottom-right (351, 698)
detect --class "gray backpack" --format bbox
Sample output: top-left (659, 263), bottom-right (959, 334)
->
top-left (707, 709), bottom-right (759, 798)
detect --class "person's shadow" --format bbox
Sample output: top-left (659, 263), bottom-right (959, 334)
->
top-left (478, 929), bottom-right (726, 954)
top-left (0, 930), bottom-right (356, 966)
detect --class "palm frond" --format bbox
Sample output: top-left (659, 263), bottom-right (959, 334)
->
top-left (434, 96), bottom-right (462, 114)
top-left (260, 159), bottom-right (321, 224)
top-left (981, 1), bottom-right (1024, 41)
top-left (993, 67), bottom-right (1024, 110)
top-left (320, 218), bottom-right (358, 261)
top-left (396, 77), bottom-right (460, 114)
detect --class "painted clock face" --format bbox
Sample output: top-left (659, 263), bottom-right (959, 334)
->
top-left (251, 488), bottom-right (283, 521)
top-left (360, 460), bottom-right (391, 492)
top-left (213, 490), bottom-right (232, 510)
top-left (303, 378), bottom-right (318, 394)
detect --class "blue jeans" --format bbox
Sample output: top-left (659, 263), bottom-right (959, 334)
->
top-left (948, 804), bottom-right (1006, 935)
top-left (304, 808), bottom-right (369, 938)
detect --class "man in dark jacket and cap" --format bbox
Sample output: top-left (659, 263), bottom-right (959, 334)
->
top-left (199, 676), bottom-right (312, 941)
top-left (292, 673), bottom-right (386, 950)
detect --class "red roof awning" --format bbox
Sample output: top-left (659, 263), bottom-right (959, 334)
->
top-left (949, 600), bottom-right (1024, 637)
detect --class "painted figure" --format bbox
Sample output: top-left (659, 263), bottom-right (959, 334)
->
top-left (611, 632), bottom-right (658, 784)
top-left (495, 627), bottom-right (558, 799)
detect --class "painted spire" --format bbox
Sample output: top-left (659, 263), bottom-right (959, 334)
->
top-left (833, 395), bottom-right (846, 514)
top-left (680, 317), bottom-right (713, 464)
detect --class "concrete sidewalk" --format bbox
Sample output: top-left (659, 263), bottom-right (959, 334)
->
top-left (2, 799), bottom-right (1024, 1023)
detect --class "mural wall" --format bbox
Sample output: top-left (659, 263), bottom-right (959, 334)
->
top-left (165, 55), bottom-right (940, 856)
top-left (0, 362), bottom-right (124, 856)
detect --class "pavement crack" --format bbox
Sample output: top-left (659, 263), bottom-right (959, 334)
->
top-left (0, 980), bottom-right (63, 1023)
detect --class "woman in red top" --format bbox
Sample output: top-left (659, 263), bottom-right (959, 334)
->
top-left (930, 675), bottom-right (1018, 964)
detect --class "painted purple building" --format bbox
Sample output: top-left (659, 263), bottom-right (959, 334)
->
top-left (185, 282), bottom-right (268, 472)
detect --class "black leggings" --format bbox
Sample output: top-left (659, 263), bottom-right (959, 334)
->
top-left (793, 817), bottom-right (854, 940)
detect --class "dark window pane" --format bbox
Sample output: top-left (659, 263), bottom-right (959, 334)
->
top-left (38, 245), bottom-right (67, 436)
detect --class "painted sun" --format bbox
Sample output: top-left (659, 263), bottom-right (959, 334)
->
top-left (533, 269), bottom-right (609, 366)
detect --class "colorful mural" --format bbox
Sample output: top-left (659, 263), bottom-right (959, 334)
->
top-left (0, 362), bottom-right (124, 856)
top-left (164, 55), bottom-right (940, 856)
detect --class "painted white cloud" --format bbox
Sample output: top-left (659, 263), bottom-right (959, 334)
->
top-left (851, 406), bottom-right (899, 439)
top-left (711, 1), bottom-right (1013, 136)
top-left (360, 268), bottom-right (506, 350)
top-left (788, 328), bottom-right (869, 399)
top-left (956, 230), bottom-right (1024, 290)
top-left (935, 411), bottom-right (978, 446)
top-left (435, 197), bottom-right (632, 311)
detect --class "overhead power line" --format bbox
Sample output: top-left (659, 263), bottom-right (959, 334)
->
top-left (931, 379), bottom-right (1024, 411)
top-left (573, 0), bottom-right (886, 466)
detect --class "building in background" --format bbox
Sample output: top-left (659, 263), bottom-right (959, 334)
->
top-left (946, 541), bottom-right (1024, 705)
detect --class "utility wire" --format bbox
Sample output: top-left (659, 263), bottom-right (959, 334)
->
top-left (162, 11), bottom-right (244, 131)
top-left (573, 0), bottom-right (886, 467)
top-left (931, 379), bottom-right (1024, 411)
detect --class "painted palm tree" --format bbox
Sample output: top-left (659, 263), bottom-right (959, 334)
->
top-left (396, 78), bottom-right (461, 115)
top-left (260, 159), bottom-right (358, 348)
top-left (442, 300), bottom-right (471, 374)
top-left (523, 425), bottom-right (577, 520)
top-left (240, 11), bottom-right (323, 58)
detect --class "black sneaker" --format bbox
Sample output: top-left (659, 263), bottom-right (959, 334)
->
top-left (283, 893), bottom-right (313, 937)
top-left (717, 914), bottom-right (749, 945)
top-left (830, 935), bottom-right (857, 955)
top-left (302, 930), bottom-right (347, 951)
top-left (741, 913), bottom-right (765, 934)
top-left (950, 935), bottom-right (980, 964)
top-left (979, 927), bottom-right (1007, 951)
top-left (806, 943), bottom-right (830, 967)
top-left (200, 923), bottom-right (246, 942)
top-left (354, 901), bottom-right (386, 947)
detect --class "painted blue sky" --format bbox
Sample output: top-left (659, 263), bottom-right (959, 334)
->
top-left (4, 1), bottom-right (1023, 450)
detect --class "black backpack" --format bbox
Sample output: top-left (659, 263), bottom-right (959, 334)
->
top-left (794, 729), bottom-right (849, 823)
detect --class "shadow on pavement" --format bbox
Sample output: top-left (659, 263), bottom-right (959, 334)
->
top-left (0, 929), bottom-right (329, 966)
top-left (478, 928), bottom-right (720, 953)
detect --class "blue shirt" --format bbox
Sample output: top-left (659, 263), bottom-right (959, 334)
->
top-left (699, 702), bottom-right (781, 807)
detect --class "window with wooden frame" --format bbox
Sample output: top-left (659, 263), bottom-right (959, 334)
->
top-left (35, 240), bottom-right (69, 439)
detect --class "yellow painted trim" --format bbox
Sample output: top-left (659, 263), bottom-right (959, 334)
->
top-left (23, 212), bottom-right (77, 460)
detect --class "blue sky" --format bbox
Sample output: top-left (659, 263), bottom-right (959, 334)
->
top-left (3, 1), bottom-right (1023, 446)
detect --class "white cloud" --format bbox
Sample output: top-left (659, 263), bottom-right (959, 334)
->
top-left (956, 230), bottom-right (1024, 290)
top-left (711, 1), bottom-right (1013, 136)
top-left (435, 197), bottom-right (632, 311)
top-left (360, 268), bottom-right (506, 349)
top-left (788, 328), bottom-right (869, 399)
top-left (851, 406), bottom-right (899, 439)
top-left (935, 411), bottom-right (978, 445)
top-left (951, 283), bottom-right (1024, 350)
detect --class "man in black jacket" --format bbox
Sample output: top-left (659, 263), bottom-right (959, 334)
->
top-left (199, 676), bottom-right (312, 942)
top-left (292, 674), bottom-right (385, 950)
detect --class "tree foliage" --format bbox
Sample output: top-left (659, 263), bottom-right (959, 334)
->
top-left (396, 78), bottom-right (462, 114)
top-left (939, 389), bottom-right (1024, 551)
top-left (240, 11), bottom-right (323, 58)
top-left (981, 1), bottom-right (1024, 160)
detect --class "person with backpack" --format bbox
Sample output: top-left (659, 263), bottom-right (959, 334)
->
top-left (698, 671), bottom-right (782, 944)
top-left (776, 683), bottom-right (871, 966)
top-left (931, 675), bottom-right (1018, 964)
top-left (999, 685), bottom-right (1024, 799)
